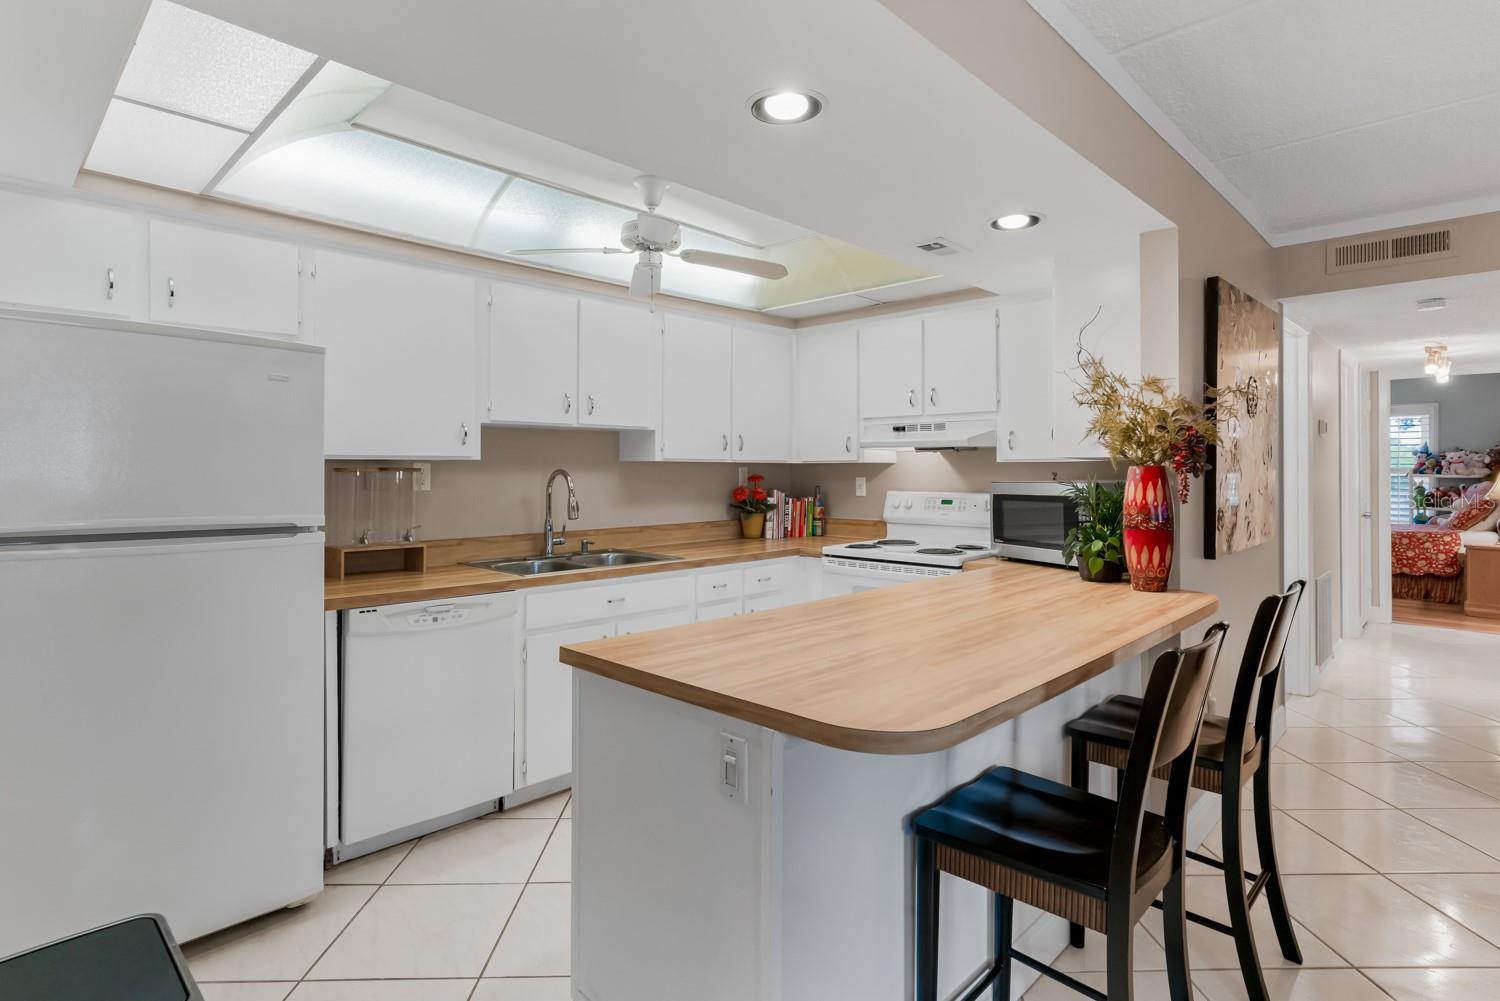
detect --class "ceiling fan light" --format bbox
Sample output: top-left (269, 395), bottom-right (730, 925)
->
top-left (749, 90), bottom-right (824, 125)
top-left (990, 212), bottom-right (1042, 231)
top-left (1436, 370), bottom-right (1451, 383)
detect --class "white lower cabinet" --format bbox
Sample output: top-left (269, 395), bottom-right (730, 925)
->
top-left (696, 599), bottom-right (742, 621)
top-left (522, 621), bottom-right (613, 789)
top-left (617, 607), bottom-right (694, 635)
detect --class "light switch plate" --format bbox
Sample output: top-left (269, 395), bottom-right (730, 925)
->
top-left (719, 732), bottom-right (749, 805)
top-left (854, 476), bottom-right (867, 497)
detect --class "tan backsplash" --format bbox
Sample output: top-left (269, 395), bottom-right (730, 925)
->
top-left (327, 426), bottom-right (794, 542)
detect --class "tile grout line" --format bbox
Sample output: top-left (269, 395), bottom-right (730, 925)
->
top-left (290, 837), bottom-right (420, 991)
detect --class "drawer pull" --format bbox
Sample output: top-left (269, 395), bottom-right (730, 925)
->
top-left (711, 582), bottom-right (727, 590)
top-left (605, 596), bottom-right (626, 605)
top-left (756, 576), bottom-right (772, 584)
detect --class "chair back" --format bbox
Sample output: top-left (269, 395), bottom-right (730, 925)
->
top-left (1108, 624), bottom-right (1227, 907)
top-left (1224, 581), bottom-right (1306, 771)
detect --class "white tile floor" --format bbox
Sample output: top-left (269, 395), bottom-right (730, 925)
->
top-left (188, 619), bottom-right (1500, 1001)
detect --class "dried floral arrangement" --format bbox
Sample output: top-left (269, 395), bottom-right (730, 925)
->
top-left (1071, 331), bottom-right (1244, 504)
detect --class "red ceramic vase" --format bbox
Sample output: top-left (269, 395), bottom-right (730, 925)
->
top-left (1123, 465), bottom-right (1173, 592)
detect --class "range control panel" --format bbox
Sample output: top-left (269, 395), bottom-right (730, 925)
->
top-left (881, 491), bottom-right (991, 528)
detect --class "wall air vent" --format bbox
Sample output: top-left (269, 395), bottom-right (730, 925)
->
top-left (915, 238), bottom-right (964, 256)
top-left (1326, 225), bottom-right (1456, 274)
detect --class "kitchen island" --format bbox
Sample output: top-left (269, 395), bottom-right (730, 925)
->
top-left (560, 562), bottom-right (1218, 1001)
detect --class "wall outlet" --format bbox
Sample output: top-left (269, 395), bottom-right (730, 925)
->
top-left (738, 466), bottom-right (748, 486)
top-left (413, 463), bottom-right (431, 492)
top-left (854, 476), bottom-right (867, 497)
top-left (719, 732), bottom-right (749, 805)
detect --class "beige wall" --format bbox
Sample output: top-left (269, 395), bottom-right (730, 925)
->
top-left (1276, 210), bottom-right (1500, 300)
top-left (859, 1), bottom-right (1281, 682)
top-left (329, 427), bottom-right (791, 542)
top-left (1309, 333), bottom-right (1343, 645)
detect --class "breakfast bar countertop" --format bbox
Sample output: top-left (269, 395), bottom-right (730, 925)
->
top-left (560, 562), bottom-right (1219, 754)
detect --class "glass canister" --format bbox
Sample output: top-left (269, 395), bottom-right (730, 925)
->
top-left (330, 466), bottom-right (373, 545)
top-left (371, 466), bottom-right (421, 543)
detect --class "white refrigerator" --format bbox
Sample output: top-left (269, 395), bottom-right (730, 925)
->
top-left (0, 308), bottom-right (327, 956)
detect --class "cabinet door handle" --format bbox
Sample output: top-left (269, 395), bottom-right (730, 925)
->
top-left (166, 276), bottom-right (175, 308)
top-left (929, 387), bottom-right (937, 406)
top-left (722, 434), bottom-right (729, 452)
top-left (737, 434), bottom-right (745, 452)
top-left (106, 268), bottom-right (115, 301)
top-left (461, 422), bottom-right (469, 446)
top-left (564, 393), bottom-right (572, 414)
top-left (907, 388), bottom-right (915, 408)
top-left (845, 435), bottom-right (853, 453)
top-left (587, 394), bottom-right (596, 415)
top-left (1007, 430), bottom-right (1016, 451)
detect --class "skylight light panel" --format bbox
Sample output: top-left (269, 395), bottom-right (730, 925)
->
top-left (115, 0), bottom-right (316, 131)
top-left (216, 128), bottom-right (505, 247)
top-left (85, 98), bottom-right (246, 192)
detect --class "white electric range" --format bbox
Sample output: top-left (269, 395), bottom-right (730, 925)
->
top-left (820, 491), bottom-right (996, 593)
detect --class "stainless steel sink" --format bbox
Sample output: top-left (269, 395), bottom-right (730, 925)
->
top-left (466, 550), bottom-right (678, 576)
top-left (567, 550), bottom-right (677, 568)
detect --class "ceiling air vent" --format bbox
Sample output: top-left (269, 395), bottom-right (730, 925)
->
top-left (915, 237), bottom-right (964, 257)
top-left (1326, 225), bottom-right (1456, 274)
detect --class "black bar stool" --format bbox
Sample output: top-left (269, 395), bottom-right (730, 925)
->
top-left (912, 624), bottom-right (1227, 1001)
top-left (1064, 582), bottom-right (1304, 1001)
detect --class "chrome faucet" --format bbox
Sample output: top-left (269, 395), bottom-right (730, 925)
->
top-left (543, 468), bottom-right (580, 556)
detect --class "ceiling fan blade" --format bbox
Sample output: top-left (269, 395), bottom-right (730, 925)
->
top-left (508, 247), bottom-right (633, 256)
top-left (675, 249), bottom-right (788, 280)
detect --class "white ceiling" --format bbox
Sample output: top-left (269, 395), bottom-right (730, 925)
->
top-left (1285, 270), bottom-right (1500, 373)
top-left (175, 0), bottom-right (1167, 299)
top-left (1032, 0), bottom-right (1500, 247)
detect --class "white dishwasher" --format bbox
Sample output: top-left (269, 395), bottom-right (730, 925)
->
top-left (341, 592), bottom-right (519, 846)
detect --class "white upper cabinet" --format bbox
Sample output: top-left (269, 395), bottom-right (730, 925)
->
top-left (996, 297), bottom-right (1055, 461)
top-left (0, 190), bottom-right (139, 317)
top-left (307, 250), bottom-right (481, 460)
top-left (660, 314), bottom-right (732, 460)
top-left (796, 327), bottom-right (860, 461)
top-left (148, 220), bottom-right (300, 336)
top-left (488, 283), bottom-right (579, 426)
top-left (922, 307), bottom-right (997, 415)
top-left (1052, 240), bottom-right (1141, 458)
top-left (731, 327), bottom-right (794, 462)
top-left (858, 318), bottom-right (923, 419)
top-left (578, 298), bottom-right (659, 430)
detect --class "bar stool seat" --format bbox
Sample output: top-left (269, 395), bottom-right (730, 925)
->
top-left (1068, 696), bottom-right (1262, 794)
top-left (914, 766), bottom-right (1174, 933)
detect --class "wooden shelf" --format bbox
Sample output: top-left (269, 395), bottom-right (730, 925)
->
top-left (325, 542), bottom-right (427, 580)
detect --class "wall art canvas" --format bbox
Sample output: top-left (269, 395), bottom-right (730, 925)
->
top-left (1204, 276), bottom-right (1278, 558)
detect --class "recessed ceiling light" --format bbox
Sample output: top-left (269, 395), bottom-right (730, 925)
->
top-left (1416, 297), bottom-right (1447, 311)
top-left (990, 213), bottom-right (1042, 231)
top-left (749, 90), bottom-right (824, 125)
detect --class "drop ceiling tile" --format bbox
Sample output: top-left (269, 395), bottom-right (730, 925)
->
top-left (1059, 0), bottom-right (1255, 54)
top-left (1115, 0), bottom-right (1500, 161)
top-left (84, 98), bottom-right (245, 192)
top-left (116, 0), bottom-right (315, 131)
top-left (1216, 90), bottom-right (1500, 232)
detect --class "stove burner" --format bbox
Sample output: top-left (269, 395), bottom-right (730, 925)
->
top-left (875, 539), bottom-right (917, 546)
top-left (916, 548), bottom-right (962, 556)
top-left (955, 544), bottom-right (988, 551)
top-left (845, 543), bottom-right (880, 549)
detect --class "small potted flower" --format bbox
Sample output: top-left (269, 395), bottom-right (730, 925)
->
top-left (731, 474), bottom-right (775, 538)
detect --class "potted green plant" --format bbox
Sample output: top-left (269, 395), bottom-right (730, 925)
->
top-left (1061, 478), bottom-right (1126, 583)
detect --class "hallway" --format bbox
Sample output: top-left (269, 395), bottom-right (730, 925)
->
top-left (1027, 619), bottom-right (1500, 1000)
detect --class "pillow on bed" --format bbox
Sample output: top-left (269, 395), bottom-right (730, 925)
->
top-left (1450, 499), bottom-right (1499, 531)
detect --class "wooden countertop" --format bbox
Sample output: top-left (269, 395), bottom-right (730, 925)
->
top-left (560, 562), bottom-right (1219, 754)
top-left (324, 533), bottom-right (864, 610)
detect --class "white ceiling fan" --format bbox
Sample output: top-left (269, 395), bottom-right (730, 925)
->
top-left (507, 175), bottom-right (789, 299)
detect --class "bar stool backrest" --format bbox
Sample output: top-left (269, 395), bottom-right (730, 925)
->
top-left (1109, 624), bottom-right (1228, 913)
top-left (1225, 581), bottom-right (1306, 777)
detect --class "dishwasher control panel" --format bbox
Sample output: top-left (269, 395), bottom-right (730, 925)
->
top-left (408, 607), bottom-right (468, 626)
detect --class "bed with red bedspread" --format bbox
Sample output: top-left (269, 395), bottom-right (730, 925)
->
top-left (1391, 525), bottom-right (1465, 602)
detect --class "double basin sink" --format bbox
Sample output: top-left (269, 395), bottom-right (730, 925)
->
top-left (467, 549), bottom-right (679, 577)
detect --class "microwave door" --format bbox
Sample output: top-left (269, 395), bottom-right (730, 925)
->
top-left (994, 493), bottom-right (1075, 565)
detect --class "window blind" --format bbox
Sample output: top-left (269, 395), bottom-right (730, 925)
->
top-left (1389, 411), bottom-right (1432, 524)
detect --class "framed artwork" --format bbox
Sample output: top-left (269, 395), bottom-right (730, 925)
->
top-left (1204, 276), bottom-right (1278, 558)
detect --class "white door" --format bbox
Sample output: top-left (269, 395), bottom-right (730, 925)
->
top-left (148, 220), bottom-right (300, 336)
top-left (579, 298), bottom-right (658, 429)
top-left (732, 327), bottom-right (794, 461)
top-left (0, 533), bottom-right (325, 953)
top-left (524, 622), bottom-right (614, 787)
top-left (0, 190), bottom-right (139, 317)
top-left (661, 314), bottom-right (732, 460)
top-left (858, 318), bottom-right (923, 418)
top-left (0, 313), bottom-right (323, 533)
top-left (308, 251), bottom-right (480, 459)
top-left (922, 307), bottom-right (997, 415)
top-left (796, 327), bottom-right (858, 461)
top-left (489, 283), bottom-right (578, 426)
top-left (341, 593), bottom-right (518, 844)
top-left (996, 297), bottom-right (1055, 460)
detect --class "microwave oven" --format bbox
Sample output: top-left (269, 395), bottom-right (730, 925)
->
top-left (990, 481), bottom-right (1081, 566)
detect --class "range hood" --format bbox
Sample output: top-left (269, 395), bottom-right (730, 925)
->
top-left (859, 417), bottom-right (998, 450)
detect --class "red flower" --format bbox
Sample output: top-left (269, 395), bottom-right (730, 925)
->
top-left (732, 485), bottom-right (749, 503)
top-left (751, 487), bottom-right (767, 502)
top-left (748, 473), bottom-right (765, 484)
